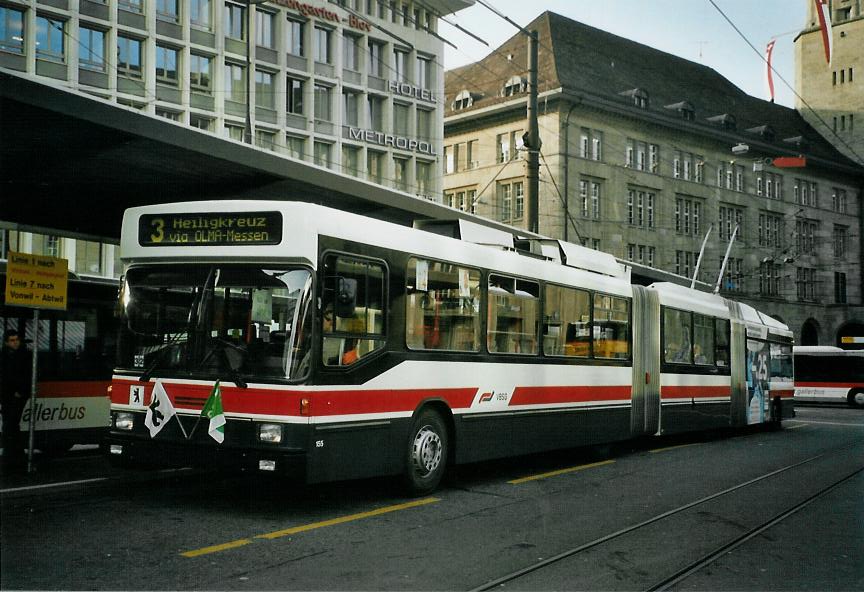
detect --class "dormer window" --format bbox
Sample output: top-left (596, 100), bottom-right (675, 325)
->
top-left (452, 89), bottom-right (473, 111)
top-left (502, 75), bottom-right (527, 97)
top-left (620, 88), bottom-right (649, 109)
top-left (783, 135), bottom-right (810, 151)
top-left (665, 101), bottom-right (695, 121)
top-left (707, 113), bottom-right (736, 131)
top-left (746, 125), bottom-right (776, 141)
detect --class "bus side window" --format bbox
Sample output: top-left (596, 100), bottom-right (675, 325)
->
top-left (487, 275), bottom-right (539, 355)
top-left (664, 308), bottom-right (692, 364)
top-left (593, 293), bottom-right (630, 359)
top-left (693, 314), bottom-right (715, 366)
top-left (543, 284), bottom-right (590, 357)
top-left (715, 319), bottom-right (730, 367)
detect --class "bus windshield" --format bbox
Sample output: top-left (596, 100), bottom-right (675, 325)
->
top-left (116, 265), bottom-right (313, 382)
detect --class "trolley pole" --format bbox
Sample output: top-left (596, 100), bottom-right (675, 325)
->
top-left (525, 29), bottom-right (541, 234)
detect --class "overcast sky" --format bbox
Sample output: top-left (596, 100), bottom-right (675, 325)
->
top-left (441, 0), bottom-right (808, 108)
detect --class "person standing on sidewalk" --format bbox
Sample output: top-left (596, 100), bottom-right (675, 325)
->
top-left (1, 329), bottom-right (32, 470)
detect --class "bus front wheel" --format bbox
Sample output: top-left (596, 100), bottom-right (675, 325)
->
top-left (403, 409), bottom-right (448, 496)
top-left (848, 390), bottom-right (864, 409)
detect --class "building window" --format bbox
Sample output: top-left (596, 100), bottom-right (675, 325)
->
top-left (75, 240), bottom-right (103, 275)
top-left (343, 90), bottom-right (359, 126)
top-left (415, 160), bottom-right (432, 196)
top-left (393, 102), bottom-right (410, 136)
top-left (342, 145), bottom-right (361, 176)
top-left (224, 62), bottom-right (246, 102)
top-left (496, 130), bottom-right (523, 163)
top-left (190, 53), bottom-right (213, 92)
top-left (834, 272), bottom-right (847, 304)
top-left (156, 45), bottom-right (179, 85)
top-left (756, 171), bottom-right (783, 199)
top-left (287, 76), bottom-right (304, 114)
top-left (255, 129), bottom-right (276, 151)
top-left (79, 27), bottom-right (105, 72)
top-left (255, 70), bottom-right (275, 109)
top-left (393, 48), bottom-right (408, 82)
top-left (225, 123), bottom-right (244, 142)
top-left (796, 219), bottom-right (818, 254)
top-left (502, 75), bottom-right (526, 96)
top-left (675, 251), bottom-right (699, 279)
top-left (579, 179), bottom-right (601, 219)
top-left (796, 267), bottom-right (816, 301)
top-left (0, 7), bottom-right (25, 54)
top-left (452, 89), bottom-right (473, 110)
top-left (832, 188), bottom-right (848, 213)
top-left (794, 179), bottom-right (818, 206)
top-left (36, 16), bottom-right (65, 62)
top-left (498, 182), bottom-right (512, 222)
top-left (579, 128), bottom-right (603, 161)
top-left (256, 10), bottom-right (275, 48)
top-left (416, 108), bottom-right (432, 142)
top-left (286, 134), bottom-right (305, 160)
top-left (368, 40), bottom-right (384, 77)
top-left (723, 258), bottom-right (744, 293)
top-left (224, 3), bottom-right (246, 40)
top-left (314, 141), bottom-right (332, 168)
top-left (367, 150), bottom-right (383, 183)
top-left (675, 197), bottom-right (701, 236)
top-left (314, 84), bottom-right (332, 122)
top-left (416, 55), bottom-right (432, 89)
top-left (393, 157), bottom-right (408, 191)
top-left (286, 18), bottom-right (304, 56)
top-left (343, 33), bottom-right (360, 71)
top-left (759, 261), bottom-right (781, 296)
top-left (627, 244), bottom-right (655, 267)
top-left (833, 225), bottom-right (848, 258)
top-left (719, 205), bottom-right (743, 242)
top-left (117, 35), bottom-right (143, 79)
top-left (368, 95), bottom-right (384, 129)
top-left (758, 213), bottom-right (782, 248)
top-left (119, 0), bottom-right (143, 14)
top-left (190, 114), bottom-right (214, 131)
top-left (156, 0), bottom-right (179, 23)
top-left (625, 139), bottom-right (657, 171)
top-left (314, 26), bottom-right (331, 64)
top-left (627, 189), bottom-right (655, 228)
top-left (191, 0), bottom-right (211, 29)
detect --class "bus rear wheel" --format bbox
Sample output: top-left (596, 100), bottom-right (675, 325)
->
top-left (403, 409), bottom-right (448, 496)
top-left (848, 390), bottom-right (864, 409)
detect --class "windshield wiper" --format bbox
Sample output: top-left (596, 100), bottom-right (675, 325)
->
top-left (139, 330), bottom-right (186, 382)
top-left (195, 337), bottom-right (248, 389)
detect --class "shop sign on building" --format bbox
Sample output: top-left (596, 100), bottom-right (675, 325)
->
top-left (348, 128), bottom-right (437, 155)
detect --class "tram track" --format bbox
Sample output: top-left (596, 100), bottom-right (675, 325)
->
top-left (469, 438), bottom-right (864, 592)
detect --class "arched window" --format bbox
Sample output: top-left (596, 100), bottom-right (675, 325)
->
top-left (502, 75), bottom-right (526, 97)
top-left (451, 89), bottom-right (473, 111)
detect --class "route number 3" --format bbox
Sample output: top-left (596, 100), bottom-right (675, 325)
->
top-left (149, 218), bottom-right (164, 243)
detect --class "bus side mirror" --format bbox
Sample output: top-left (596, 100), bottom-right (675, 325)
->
top-left (335, 278), bottom-right (357, 318)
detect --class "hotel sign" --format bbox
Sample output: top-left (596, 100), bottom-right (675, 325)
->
top-left (271, 0), bottom-right (372, 32)
top-left (348, 128), bottom-right (437, 156)
top-left (389, 80), bottom-right (437, 104)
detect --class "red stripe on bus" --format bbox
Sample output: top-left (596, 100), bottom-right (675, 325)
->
top-left (773, 389), bottom-right (794, 399)
top-left (662, 385), bottom-right (730, 399)
top-left (38, 380), bottom-right (111, 398)
top-left (110, 380), bottom-right (477, 417)
top-left (509, 385), bottom-right (631, 406)
top-left (795, 381), bottom-right (864, 389)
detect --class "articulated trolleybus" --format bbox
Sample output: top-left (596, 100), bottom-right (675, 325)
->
top-left (107, 201), bottom-right (793, 494)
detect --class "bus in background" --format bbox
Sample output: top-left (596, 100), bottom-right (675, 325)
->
top-left (106, 201), bottom-right (794, 494)
top-left (1, 264), bottom-right (117, 453)
top-left (794, 346), bottom-right (864, 408)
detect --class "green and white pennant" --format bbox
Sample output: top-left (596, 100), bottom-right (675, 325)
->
top-left (200, 380), bottom-right (226, 444)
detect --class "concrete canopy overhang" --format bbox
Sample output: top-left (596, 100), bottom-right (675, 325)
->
top-left (1, 69), bottom-right (525, 241)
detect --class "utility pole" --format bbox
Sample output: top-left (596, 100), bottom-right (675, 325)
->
top-left (525, 29), bottom-right (541, 234)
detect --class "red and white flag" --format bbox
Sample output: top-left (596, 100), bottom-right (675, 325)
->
top-left (814, 0), bottom-right (833, 64)
top-left (765, 39), bottom-right (776, 102)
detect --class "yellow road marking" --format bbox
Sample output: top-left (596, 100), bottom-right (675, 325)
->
top-left (649, 443), bottom-right (699, 454)
top-left (508, 459), bottom-right (615, 484)
top-left (181, 497), bottom-right (440, 557)
top-left (181, 538), bottom-right (252, 558)
top-left (257, 497), bottom-right (440, 540)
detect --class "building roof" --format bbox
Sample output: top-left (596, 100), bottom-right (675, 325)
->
top-left (444, 11), bottom-right (861, 170)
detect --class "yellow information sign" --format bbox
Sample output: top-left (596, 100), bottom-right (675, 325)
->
top-left (4, 251), bottom-right (69, 310)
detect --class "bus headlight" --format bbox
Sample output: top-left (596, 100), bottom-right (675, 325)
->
top-left (257, 423), bottom-right (283, 444)
top-left (114, 412), bottom-right (135, 431)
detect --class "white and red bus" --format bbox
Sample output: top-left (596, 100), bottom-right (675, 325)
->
top-left (106, 201), bottom-right (794, 494)
top-left (1, 265), bottom-right (116, 454)
top-left (793, 346), bottom-right (864, 408)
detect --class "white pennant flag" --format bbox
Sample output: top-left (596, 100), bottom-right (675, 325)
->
top-left (144, 380), bottom-right (177, 438)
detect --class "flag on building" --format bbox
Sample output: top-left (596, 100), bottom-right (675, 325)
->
top-left (814, 0), bottom-right (833, 64)
top-left (144, 380), bottom-right (177, 438)
top-left (765, 39), bottom-right (776, 102)
top-left (201, 380), bottom-right (226, 444)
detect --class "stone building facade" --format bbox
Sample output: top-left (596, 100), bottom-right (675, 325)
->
top-left (444, 11), bottom-right (864, 347)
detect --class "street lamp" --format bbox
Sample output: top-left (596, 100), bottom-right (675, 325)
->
top-left (243, 0), bottom-right (269, 145)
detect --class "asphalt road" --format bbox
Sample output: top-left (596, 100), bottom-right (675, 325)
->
top-left (2, 405), bottom-right (862, 591)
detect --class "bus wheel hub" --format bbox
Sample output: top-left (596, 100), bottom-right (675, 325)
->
top-left (412, 426), bottom-right (442, 476)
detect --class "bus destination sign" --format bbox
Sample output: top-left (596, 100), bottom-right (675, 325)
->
top-left (139, 212), bottom-right (283, 247)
